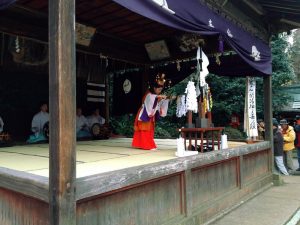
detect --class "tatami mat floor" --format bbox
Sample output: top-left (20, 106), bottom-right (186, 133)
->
top-left (0, 138), bottom-right (246, 178)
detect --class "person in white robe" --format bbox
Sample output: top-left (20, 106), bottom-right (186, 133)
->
top-left (87, 108), bottom-right (105, 129)
top-left (27, 103), bottom-right (49, 143)
top-left (132, 73), bottom-right (174, 150)
top-left (31, 103), bottom-right (49, 134)
top-left (76, 107), bottom-right (91, 138)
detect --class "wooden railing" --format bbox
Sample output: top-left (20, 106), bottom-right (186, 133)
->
top-left (179, 127), bottom-right (224, 152)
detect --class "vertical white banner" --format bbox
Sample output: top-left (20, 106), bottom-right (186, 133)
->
top-left (244, 77), bottom-right (258, 138)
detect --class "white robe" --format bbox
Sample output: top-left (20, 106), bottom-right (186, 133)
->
top-left (87, 115), bottom-right (105, 128)
top-left (76, 115), bottom-right (89, 132)
top-left (0, 116), bottom-right (4, 133)
top-left (31, 111), bottom-right (49, 133)
top-left (138, 93), bottom-right (169, 121)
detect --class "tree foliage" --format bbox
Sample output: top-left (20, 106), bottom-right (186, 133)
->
top-left (291, 29), bottom-right (300, 82)
top-left (206, 75), bottom-right (246, 126)
top-left (270, 33), bottom-right (295, 112)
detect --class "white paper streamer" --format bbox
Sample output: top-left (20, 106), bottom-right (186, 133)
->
top-left (185, 81), bottom-right (198, 113)
top-left (176, 95), bottom-right (187, 118)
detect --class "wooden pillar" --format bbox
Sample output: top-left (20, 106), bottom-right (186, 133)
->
top-left (187, 111), bottom-right (192, 125)
top-left (198, 99), bottom-right (203, 119)
top-left (105, 73), bottom-right (109, 123)
top-left (263, 75), bottom-right (273, 171)
top-left (49, 0), bottom-right (76, 224)
top-left (207, 111), bottom-right (212, 126)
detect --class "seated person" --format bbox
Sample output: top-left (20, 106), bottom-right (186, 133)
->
top-left (0, 115), bottom-right (4, 133)
top-left (76, 107), bottom-right (91, 139)
top-left (87, 108), bottom-right (110, 139)
top-left (27, 103), bottom-right (49, 143)
top-left (87, 108), bottom-right (105, 127)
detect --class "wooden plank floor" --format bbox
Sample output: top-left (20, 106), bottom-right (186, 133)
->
top-left (0, 138), bottom-right (246, 178)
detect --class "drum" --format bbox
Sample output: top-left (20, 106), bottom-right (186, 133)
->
top-left (0, 133), bottom-right (10, 142)
top-left (43, 121), bottom-right (49, 139)
top-left (91, 123), bottom-right (111, 139)
top-left (0, 132), bottom-right (12, 147)
top-left (91, 123), bottom-right (101, 138)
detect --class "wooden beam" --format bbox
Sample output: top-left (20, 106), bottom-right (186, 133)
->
top-left (0, 11), bottom-right (47, 42)
top-left (263, 76), bottom-right (273, 172)
top-left (49, 0), bottom-right (76, 224)
top-left (0, 167), bottom-right (49, 203)
top-left (242, 0), bottom-right (266, 15)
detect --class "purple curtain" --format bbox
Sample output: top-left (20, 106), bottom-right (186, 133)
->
top-left (0, 0), bottom-right (16, 10)
top-left (112, 0), bottom-right (272, 75)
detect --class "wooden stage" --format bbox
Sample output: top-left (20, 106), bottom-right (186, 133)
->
top-left (0, 138), bottom-right (272, 225)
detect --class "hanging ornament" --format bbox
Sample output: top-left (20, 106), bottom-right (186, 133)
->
top-left (176, 95), bottom-right (187, 117)
top-left (218, 35), bottom-right (224, 53)
top-left (206, 89), bottom-right (210, 112)
top-left (155, 73), bottom-right (166, 86)
top-left (215, 53), bottom-right (221, 66)
top-left (176, 60), bottom-right (181, 71)
top-left (209, 89), bottom-right (213, 111)
top-left (99, 53), bottom-right (109, 68)
top-left (165, 79), bottom-right (172, 89)
top-left (196, 46), bottom-right (203, 71)
top-left (198, 49), bottom-right (210, 87)
top-left (195, 67), bottom-right (201, 97)
top-left (15, 36), bottom-right (20, 53)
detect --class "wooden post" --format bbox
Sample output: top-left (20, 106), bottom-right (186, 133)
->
top-left (187, 110), bottom-right (193, 126)
top-left (105, 73), bottom-right (109, 123)
top-left (263, 75), bottom-right (273, 172)
top-left (207, 111), bottom-right (212, 126)
top-left (49, 0), bottom-right (76, 224)
top-left (198, 99), bottom-right (203, 119)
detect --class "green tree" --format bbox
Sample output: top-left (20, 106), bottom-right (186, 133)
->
top-left (205, 75), bottom-right (246, 126)
top-left (291, 29), bottom-right (300, 83)
top-left (271, 33), bottom-right (295, 112)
